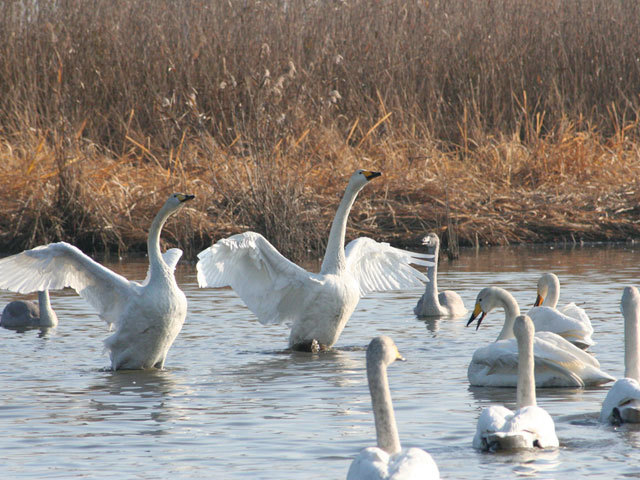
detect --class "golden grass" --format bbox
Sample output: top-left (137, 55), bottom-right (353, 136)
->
top-left (1, 0), bottom-right (640, 259)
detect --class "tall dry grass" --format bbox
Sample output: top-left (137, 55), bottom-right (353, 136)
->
top-left (1, 0), bottom-right (640, 259)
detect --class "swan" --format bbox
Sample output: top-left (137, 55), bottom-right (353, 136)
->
top-left (347, 336), bottom-right (440, 480)
top-left (473, 314), bottom-right (559, 451)
top-left (527, 272), bottom-right (594, 349)
top-left (466, 286), bottom-right (614, 387)
top-left (1, 290), bottom-right (58, 328)
top-left (413, 233), bottom-right (466, 318)
top-left (196, 170), bottom-right (433, 351)
top-left (600, 286), bottom-right (640, 424)
top-left (0, 193), bottom-right (195, 370)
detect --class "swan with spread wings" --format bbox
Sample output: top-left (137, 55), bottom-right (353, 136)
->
top-left (196, 170), bottom-right (432, 351)
top-left (0, 193), bottom-right (194, 370)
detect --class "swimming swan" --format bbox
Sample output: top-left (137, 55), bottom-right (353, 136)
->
top-left (196, 170), bottom-right (433, 351)
top-left (527, 273), bottom-right (594, 349)
top-left (466, 286), bottom-right (614, 387)
top-left (347, 336), bottom-right (440, 480)
top-left (0, 193), bottom-right (195, 370)
top-left (600, 286), bottom-right (640, 424)
top-left (414, 233), bottom-right (466, 318)
top-left (1, 290), bottom-right (58, 328)
top-left (473, 314), bottom-right (559, 451)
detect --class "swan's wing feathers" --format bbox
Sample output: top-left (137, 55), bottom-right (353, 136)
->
top-left (0, 242), bottom-right (133, 325)
top-left (196, 232), bottom-right (315, 325)
top-left (141, 248), bottom-right (183, 286)
top-left (345, 237), bottom-right (433, 296)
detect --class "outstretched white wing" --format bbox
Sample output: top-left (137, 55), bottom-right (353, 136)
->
top-left (345, 237), bottom-right (433, 296)
top-left (196, 232), bottom-right (317, 325)
top-left (0, 242), bottom-right (136, 326)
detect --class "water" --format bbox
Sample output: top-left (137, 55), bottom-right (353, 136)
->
top-left (1, 243), bottom-right (640, 479)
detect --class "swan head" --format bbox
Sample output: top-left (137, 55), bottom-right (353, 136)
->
top-left (348, 169), bottom-right (382, 192)
top-left (622, 285), bottom-right (640, 316)
top-left (533, 273), bottom-right (558, 306)
top-left (164, 193), bottom-right (195, 212)
top-left (513, 314), bottom-right (535, 342)
top-left (466, 286), bottom-right (503, 330)
top-left (367, 336), bottom-right (405, 367)
top-left (421, 233), bottom-right (440, 248)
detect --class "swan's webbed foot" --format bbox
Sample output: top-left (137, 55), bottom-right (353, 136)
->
top-left (291, 339), bottom-right (330, 353)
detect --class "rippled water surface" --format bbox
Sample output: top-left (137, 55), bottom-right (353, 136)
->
top-left (2, 244), bottom-right (640, 479)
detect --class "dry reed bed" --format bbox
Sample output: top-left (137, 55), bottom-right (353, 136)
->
top-left (1, 0), bottom-right (640, 259)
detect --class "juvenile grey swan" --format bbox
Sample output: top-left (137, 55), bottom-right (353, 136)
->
top-left (414, 233), bottom-right (466, 318)
top-left (600, 286), bottom-right (640, 424)
top-left (1, 290), bottom-right (58, 328)
top-left (347, 336), bottom-right (440, 479)
top-left (196, 170), bottom-right (433, 351)
top-left (473, 315), bottom-right (559, 451)
top-left (0, 193), bottom-right (194, 370)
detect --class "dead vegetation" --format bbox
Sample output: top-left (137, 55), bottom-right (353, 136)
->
top-left (1, 0), bottom-right (640, 260)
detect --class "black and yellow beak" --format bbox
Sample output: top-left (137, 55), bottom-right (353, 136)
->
top-left (466, 302), bottom-right (487, 330)
top-left (363, 170), bottom-right (382, 181)
top-left (533, 294), bottom-right (544, 307)
top-left (395, 348), bottom-right (406, 362)
top-left (177, 193), bottom-right (195, 203)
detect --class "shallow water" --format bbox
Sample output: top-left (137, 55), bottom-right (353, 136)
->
top-left (1, 243), bottom-right (640, 479)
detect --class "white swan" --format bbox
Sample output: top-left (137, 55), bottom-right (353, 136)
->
top-left (527, 272), bottom-right (594, 349)
top-left (473, 314), bottom-right (559, 451)
top-left (1, 290), bottom-right (58, 328)
top-left (0, 193), bottom-right (195, 370)
top-left (347, 336), bottom-right (440, 480)
top-left (600, 286), bottom-right (640, 424)
top-left (196, 170), bottom-right (433, 351)
top-left (413, 233), bottom-right (466, 318)
top-left (466, 287), bottom-right (614, 387)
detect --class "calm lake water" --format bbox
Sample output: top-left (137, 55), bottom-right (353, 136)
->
top-left (2, 243), bottom-right (640, 479)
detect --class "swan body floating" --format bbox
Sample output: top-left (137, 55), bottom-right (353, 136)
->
top-left (600, 286), bottom-right (640, 424)
top-left (466, 287), bottom-right (614, 387)
top-left (527, 273), bottom-right (594, 349)
top-left (0, 193), bottom-right (195, 370)
top-left (347, 336), bottom-right (440, 480)
top-left (473, 314), bottom-right (559, 451)
top-left (414, 233), bottom-right (466, 318)
top-left (196, 170), bottom-right (433, 351)
top-left (1, 290), bottom-right (58, 328)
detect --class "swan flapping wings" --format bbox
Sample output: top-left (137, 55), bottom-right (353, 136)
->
top-left (196, 232), bottom-right (432, 326)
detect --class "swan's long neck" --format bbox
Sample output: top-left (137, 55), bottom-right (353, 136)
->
top-left (37, 290), bottom-right (57, 327)
top-left (542, 275), bottom-right (560, 308)
top-left (516, 321), bottom-right (536, 408)
top-left (624, 300), bottom-right (640, 382)
top-left (148, 203), bottom-right (173, 278)
top-left (367, 358), bottom-right (402, 455)
top-left (320, 184), bottom-right (360, 275)
top-left (496, 289), bottom-right (521, 341)
top-left (423, 241), bottom-right (440, 307)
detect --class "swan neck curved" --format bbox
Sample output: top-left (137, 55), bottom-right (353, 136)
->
top-left (496, 290), bottom-right (521, 341)
top-left (37, 290), bottom-right (57, 327)
top-left (543, 276), bottom-right (560, 308)
top-left (625, 301), bottom-right (640, 381)
top-left (148, 204), bottom-right (172, 276)
top-left (320, 184), bottom-right (360, 274)
top-left (516, 326), bottom-right (536, 408)
top-left (367, 359), bottom-right (402, 455)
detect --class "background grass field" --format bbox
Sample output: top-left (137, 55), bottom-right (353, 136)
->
top-left (1, 0), bottom-right (639, 260)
